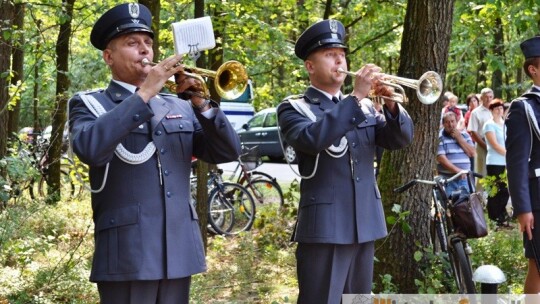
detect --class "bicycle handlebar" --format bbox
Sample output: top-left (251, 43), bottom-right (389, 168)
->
top-left (393, 170), bottom-right (482, 193)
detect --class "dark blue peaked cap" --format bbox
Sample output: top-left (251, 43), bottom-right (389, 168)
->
top-left (295, 19), bottom-right (347, 61)
top-left (520, 36), bottom-right (540, 59)
top-left (91, 3), bottom-right (154, 50)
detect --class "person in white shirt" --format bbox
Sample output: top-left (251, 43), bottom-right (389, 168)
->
top-left (467, 87), bottom-right (494, 185)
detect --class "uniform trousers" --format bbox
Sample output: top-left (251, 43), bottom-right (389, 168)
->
top-left (97, 277), bottom-right (191, 304)
top-left (296, 242), bottom-right (375, 304)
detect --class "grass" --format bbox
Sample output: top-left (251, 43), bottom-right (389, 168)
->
top-left (0, 179), bottom-right (530, 303)
top-left (0, 190), bottom-right (298, 304)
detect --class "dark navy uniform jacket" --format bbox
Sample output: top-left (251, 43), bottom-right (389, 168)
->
top-left (69, 81), bottom-right (241, 282)
top-left (506, 86), bottom-right (540, 215)
top-left (277, 87), bottom-right (414, 244)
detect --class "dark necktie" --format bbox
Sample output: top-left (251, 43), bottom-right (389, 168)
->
top-left (332, 96), bottom-right (340, 104)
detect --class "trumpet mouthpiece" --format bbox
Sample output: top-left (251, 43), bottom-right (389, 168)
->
top-left (141, 58), bottom-right (155, 66)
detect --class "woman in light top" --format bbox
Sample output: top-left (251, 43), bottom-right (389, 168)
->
top-left (483, 98), bottom-right (510, 228)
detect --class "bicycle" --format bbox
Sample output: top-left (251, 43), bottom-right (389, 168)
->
top-left (394, 170), bottom-right (480, 294)
top-left (33, 154), bottom-right (88, 200)
top-left (192, 167), bottom-right (256, 236)
top-left (227, 146), bottom-right (284, 208)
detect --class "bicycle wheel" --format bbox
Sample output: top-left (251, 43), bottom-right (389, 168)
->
top-left (246, 178), bottom-right (284, 208)
top-left (237, 170), bottom-right (275, 185)
top-left (207, 182), bottom-right (255, 235)
top-left (35, 169), bottom-right (82, 199)
top-left (430, 213), bottom-right (448, 254)
top-left (449, 238), bottom-right (476, 294)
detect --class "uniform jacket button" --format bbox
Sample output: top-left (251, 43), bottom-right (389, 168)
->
top-left (350, 117), bottom-right (356, 123)
top-left (155, 130), bottom-right (162, 136)
top-left (160, 148), bottom-right (166, 154)
top-left (133, 114), bottom-right (140, 121)
top-left (164, 170), bottom-right (169, 176)
top-left (166, 191), bottom-right (172, 198)
top-left (179, 124), bottom-right (183, 129)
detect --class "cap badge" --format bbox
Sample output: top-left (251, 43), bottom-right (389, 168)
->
top-left (329, 20), bottom-right (338, 34)
top-left (128, 3), bottom-right (140, 19)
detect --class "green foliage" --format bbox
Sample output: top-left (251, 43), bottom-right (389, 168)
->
top-left (480, 170), bottom-right (507, 198)
top-left (412, 219), bottom-right (526, 294)
top-left (0, 193), bottom-right (96, 303)
top-left (468, 224), bottom-right (526, 294)
top-left (376, 274), bottom-right (398, 294)
top-left (414, 245), bottom-right (460, 293)
top-left (0, 147), bottom-right (40, 203)
top-left (386, 203), bottom-right (411, 234)
top-left (252, 181), bottom-right (298, 251)
top-left (191, 231), bottom-right (298, 303)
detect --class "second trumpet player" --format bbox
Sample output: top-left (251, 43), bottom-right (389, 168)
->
top-left (276, 19), bottom-right (414, 303)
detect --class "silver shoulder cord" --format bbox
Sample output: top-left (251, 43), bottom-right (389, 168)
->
top-left (73, 94), bottom-right (157, 193)
top-left (277, 98), bottom-right (348, 180)
top-left (522, 98), bottom-right (540, 161)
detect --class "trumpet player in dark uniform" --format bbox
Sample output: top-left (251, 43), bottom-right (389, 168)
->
top-left (506, 35), bottom-right (540, 294)
top-left (68, 3), bottom-right (241, 303)
top-left (277, 19), bottom-right (414, 303)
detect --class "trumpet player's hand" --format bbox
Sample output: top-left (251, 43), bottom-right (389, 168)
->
top-left (382, 94), bottom-right (399, 116)
top-left (372, 81), bottom-right (398, 115)
top-left (175, 74), bottom-right (209, 109)
top-left (518, 212), bottom-right (534, 241)
top-left (351, 64), bottom-right (382, 101)
top-left (137, 54), bottom-right (184, 103)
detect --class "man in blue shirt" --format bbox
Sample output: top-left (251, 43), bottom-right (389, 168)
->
top-left (437, 112), bottom-right (476, 196)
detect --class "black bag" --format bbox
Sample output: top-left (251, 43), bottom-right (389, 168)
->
top-left (450, 190), bottom-right (488, 238)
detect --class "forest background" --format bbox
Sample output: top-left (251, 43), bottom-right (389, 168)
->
top-left (0, 0), bottom-right (539, 302)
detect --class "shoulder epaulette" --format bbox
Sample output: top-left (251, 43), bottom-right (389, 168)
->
top-left (282, 94), bottom-right (305, 103)
top-left (158, 92), bottom-right (177, 97)
top-left (75, 88), bottom-right (105, 96)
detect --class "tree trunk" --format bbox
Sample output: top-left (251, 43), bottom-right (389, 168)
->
top-left (47, 0), bottom-right (75, 204)
top-left (139, 0), bottom-right (160, 60)
top-left (33, 38), bottom-right (42, 133)
top-left (0, 0), bottom-right (14, 160)
top-left (7, 2), bottom-right (24, 138)
top-left (374, 0), bottom-right (455, 293)
top-left (492, 17), bottom-right (504, 98)
top-left (193, 0), bottom-right (211, 252)
top-left (323, 0), bottom-right (332, 20)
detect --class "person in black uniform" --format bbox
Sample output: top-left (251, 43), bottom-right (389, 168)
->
top-left (506, 35), bottom-right (540, 294)
top-left (68, 3), bottom-right (241, 303)
top-left (277, 19), bottom-right (414, 303)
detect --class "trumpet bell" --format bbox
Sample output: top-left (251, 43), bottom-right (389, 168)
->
top-left (416, 71), bottom-right (443, 105)
top-left (214, 61), bottom-right (249, 100)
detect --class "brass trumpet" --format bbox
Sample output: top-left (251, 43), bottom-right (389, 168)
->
top-left (141, 58), bottom-right (249, 100)
top-left (337, 68), bottom-right (443, 105)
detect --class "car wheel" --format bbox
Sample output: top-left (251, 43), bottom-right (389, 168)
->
top-left (284, 144), bottom-right (297, 164)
